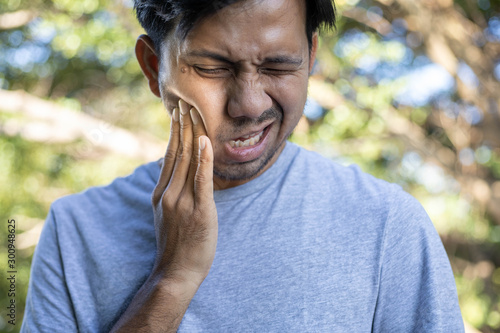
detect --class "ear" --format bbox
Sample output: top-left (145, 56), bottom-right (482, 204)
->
top-left (308, 32), bottom-right (319, 74)
top-left (135, 34), bottom-right (161, 98)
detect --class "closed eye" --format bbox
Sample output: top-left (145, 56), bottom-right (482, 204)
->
top-left (260, 68), bottom-right (295, 75)
top-left (194, 66), bottom-right (230, 76)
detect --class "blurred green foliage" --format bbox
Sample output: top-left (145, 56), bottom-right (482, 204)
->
top-left (1, 0), bottom-right (500, 331)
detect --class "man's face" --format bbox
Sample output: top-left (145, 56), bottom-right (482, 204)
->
top-left (156, 0), bottom-right (316, 189)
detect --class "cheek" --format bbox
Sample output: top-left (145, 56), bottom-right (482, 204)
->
top-left (166, 70), bottom-right (228, 136)
top-left (195, 87), bottom-right (226, 138)
top-left (270, 75), bottom-right (308, 125)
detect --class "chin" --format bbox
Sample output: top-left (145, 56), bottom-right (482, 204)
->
top-left (213, 138), bottom-right (285, 182)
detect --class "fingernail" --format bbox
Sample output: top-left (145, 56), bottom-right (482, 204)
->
top-left (190, 108), bottom-right (199, 125)
top-left (172, 108), bottom-right (179, 122)
top-left (179, 100), bottom-right (188, 115)
top-left (199, 136), bottom-right (206, 151)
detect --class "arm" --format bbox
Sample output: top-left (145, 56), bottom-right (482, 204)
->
top-left (21, 209), bottom-right (78, 332)
top-left (372, 191), bottom-right (464, 332)
top-left (111, 100), bottom-right (218, 332)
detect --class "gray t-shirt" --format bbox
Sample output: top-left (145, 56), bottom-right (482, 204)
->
top-left (21, 142), bottom-right (464, 332)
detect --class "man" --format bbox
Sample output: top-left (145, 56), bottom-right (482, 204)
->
top-left (22, 0), bottom-right (464, 331)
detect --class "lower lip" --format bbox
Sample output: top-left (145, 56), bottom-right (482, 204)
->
top-left (223, 125), bottom-right (272, 163)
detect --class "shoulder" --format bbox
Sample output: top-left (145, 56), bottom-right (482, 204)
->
top-left (30, 162), bottom-right (160, 332)
top-left (49, 161), bottom-right (159, 232)
top-left (287, 144), bottom-right (435, 238)
top-left (52, 161), bottom-right (158, 211)
top-left (44, 160), bottom-right (159, 270)
top-left (290, 143), bottom-right (409, 206)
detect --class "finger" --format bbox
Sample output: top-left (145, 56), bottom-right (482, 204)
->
top-left (153, 108), bottom-right (180, 204)
top-left (194, 135), bottom-right (214, 205)
top-left (166, 99), bottom-right (194, 198)
top-left (185, 107), bottom-right (208, 195)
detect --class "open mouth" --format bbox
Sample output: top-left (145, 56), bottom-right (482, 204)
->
top-left (229, 127), bottom-right (267, 148)
top-left (223, 124), bottom-right (273, 163)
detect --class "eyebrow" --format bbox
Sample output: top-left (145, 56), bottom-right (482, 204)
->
top-left (186, 50), bottom-right (303, 66)
top-left (186, 50), bottom-right (233, 64)
top-left (263, 55), bottom-right (304, 66)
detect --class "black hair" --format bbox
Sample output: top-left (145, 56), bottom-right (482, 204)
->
top-left (134, 0), bottom-right (336, 54)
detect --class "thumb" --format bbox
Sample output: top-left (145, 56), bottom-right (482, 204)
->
top-left (194, 135), bottom-right (214, 204)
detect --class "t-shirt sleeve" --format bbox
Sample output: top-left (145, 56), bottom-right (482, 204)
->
top-left (21, 206), bottom-right (78, 332)
top-left (372, 190), bottom-right (464, 332)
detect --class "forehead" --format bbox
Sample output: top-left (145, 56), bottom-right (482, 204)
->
top-left (169, 0), bottom-right (308, 61)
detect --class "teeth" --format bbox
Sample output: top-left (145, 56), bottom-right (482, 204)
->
top-left (230, 130), bottom-right (264, 148)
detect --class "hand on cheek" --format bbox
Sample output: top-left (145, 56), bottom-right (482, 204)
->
top-left (151, 98), bottom-right (217, 282)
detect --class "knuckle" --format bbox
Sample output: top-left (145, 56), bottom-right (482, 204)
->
top-left (152, 190), bottom-right (162, 205)
top-left (176, 144), bottom-right (184, 156)
top-left (164, 149), bottom-right (177, 162)
top-left (192, 206), bottom-right (206, 221)
top-left (195, 172), bottom-right (207, 184)
top-left (162, 194), bottom-right (176, 211)
top-left (199, 154), bottom-right (211, 164)
top-left (190, 156), bottom-right (199, 169)
top-left (182, 141), bottom-right (193, 152)
top-left (170, 124), bottom-right (180, 134)
top-left (168, 130), bottom-right (179, 142)
top-left (179, 144), bottom-right (192, 162)
top-left (180, 119), bottom-right (191, 130)
top-left (176, 196), bottom-right (192, 213)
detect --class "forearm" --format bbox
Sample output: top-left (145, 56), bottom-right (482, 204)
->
top-left (110, 269), bottom-right (202, 333)
top-left (111, 101), bottom-right (216, 332)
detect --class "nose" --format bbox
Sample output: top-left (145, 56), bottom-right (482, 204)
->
top-left (227, 74), bottom-right (273, 119)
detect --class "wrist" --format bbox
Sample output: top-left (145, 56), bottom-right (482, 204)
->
top-left (150, 265), bottom-right (205, 300)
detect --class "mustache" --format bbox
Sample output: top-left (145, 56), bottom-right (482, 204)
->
top-left (215, 105), bottom-right (283, 142)
top-left (231, 105), bottom-right (283, 129)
